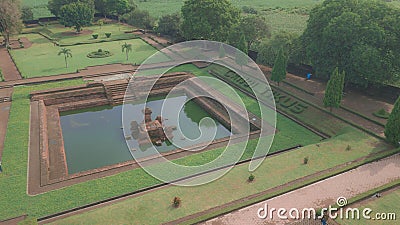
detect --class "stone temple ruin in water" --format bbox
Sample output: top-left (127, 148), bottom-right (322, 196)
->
top-left (130, 107), bottom-right (176, 148)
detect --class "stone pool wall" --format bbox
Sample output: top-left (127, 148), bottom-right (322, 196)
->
top-left (28, 72), bottom-right (262, 194)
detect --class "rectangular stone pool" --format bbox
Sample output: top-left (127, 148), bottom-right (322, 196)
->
top-left (60, 95), bottom-right (231, 174)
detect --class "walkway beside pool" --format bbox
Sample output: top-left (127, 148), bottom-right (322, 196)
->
top-left (203, 153), bottom-right (400, 225)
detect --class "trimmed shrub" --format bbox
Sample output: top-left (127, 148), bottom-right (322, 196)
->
top-left (303, 157), bottom-right (309, 165)
top-left (87, 49), bottom-right (113, 58)
top-left (173, 196), bottom-right (181, 208)
top-left (92, 33), bottom-right (99, 39)
top-left (346, 145), bottom-right (352, 151)
top-left (105, 32), bottom-right (111, 38)
top-left (248, 174), bottom-right (255, 182)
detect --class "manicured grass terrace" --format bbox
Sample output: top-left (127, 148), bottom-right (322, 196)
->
top-left (9, 32), bottom-right (166, 78)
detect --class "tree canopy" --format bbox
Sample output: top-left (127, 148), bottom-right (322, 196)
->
top-left (0, 0), bottom-right (23, 46)
top-left (256, 31), bottom-right (299, 67)
top-left (21, 6), bottom-right (34, 22)
top-left (227, 15), bottom-right (270, 51)
top-left (323, 67), bottom-right (345, 111)
top-left (59, 2), bottom-right (95, 32)
top-left (106, 0), bottom-right (136, 21)
top-left (270, 48), bottom-right (287, 86)
top-left (156, 13), bottom-right (181, 39)
top-left (48, 0), bottom-right (94, 17)
top-left (181, 0), bottom-right (240, 42)
top-left (303, 0), bottom-right (400, 88)
top-left (123, 9), bottom-right (155, 30)
top-left (385, 96), bottom-right (400, 146)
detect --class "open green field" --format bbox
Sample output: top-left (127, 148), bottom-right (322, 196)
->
top-left (22, 0), bottom-right (52, 19)
top-left (10, 32), bottom-right (164, 78)
top-left (0, 62), bottom-right (393, 223)
top-left (136, 0), bottom-right (321, 18)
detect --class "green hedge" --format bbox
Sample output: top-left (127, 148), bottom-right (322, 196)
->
top-left (373, 109), bottom-right (390, 119)
top-left (282, 80), bottom-right (315, 96)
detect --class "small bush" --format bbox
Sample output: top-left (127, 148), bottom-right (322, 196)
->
top-left (242, 6), bottom-right (258, 14)
top-left (303, 157), bottom-right (309, 165)
top-left (248, 174), bottom-right (255, 182)
top-left (20, 43), bottom-right (24, 48)
top-left (373, 108), bottom-right (390, 119)
top-left (87, 50), bottom-right (113, 58)
top-left (173, 197), bottom-right (181, 208)
top-left (346, 145), bottom-right (351, 151)
top-left (105, 32), bottom-right (111, 38)
top-left (92, 33), bottom-right (99, 39)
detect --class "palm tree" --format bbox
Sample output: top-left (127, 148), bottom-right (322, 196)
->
top-left (58, 48), bottom-right (72, 68)
top-left (121, 42), bottom-right (132, 61)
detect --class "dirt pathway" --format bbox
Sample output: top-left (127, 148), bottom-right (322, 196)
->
top-left (204, 154), bottom-right (400, 225)
top-left (281, 69), bottom-right (394, 124)
top-left (0, 48), bottom-right (22, 81)
top-left (0, 87), bottom-right (12, 160)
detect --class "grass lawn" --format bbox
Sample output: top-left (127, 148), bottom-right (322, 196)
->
top-left (10, 33), bottom-right (166, 78)
top-left (336, 188), bottom-right (400, 225)
top-left (51, 128), bottom-right (388, 225)
top-left (35, 23), bottom-right (137, 46)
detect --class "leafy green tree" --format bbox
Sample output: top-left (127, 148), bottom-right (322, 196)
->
top-left (124, 9), bottom-right (155, 30)
top-left (94, 0), bottom-right (108, 17)
top-left (256, 31), bottom-right (299, 66)
top-left (385, 96), bottom-right (400, 146)
top-left (48, 0), bottom-right (94, 17)
top-left (58, 48), bottom-right (72, 68)
top-left (21, 6), bottom-right (34, 22)
top-left (303, 0), bottom-right (400, 88)
top-left (156, 13), bottom-right (181, 38)
top-left (181, 0), bottom-right (240, 41)
top-left (0, 0), bottom-right (23, 47)
top-left (107, 0), bottom-right (136, 23)
top-left (227, 15), bottom-right (270, 50)
top-left (271, 48), bottom-right (287, 86)
top-left (59, 2), bottom-right (94, 33)
top-left (121, 42), bottom-right (132, 60)
top-left (323, 67), bottom-right (345, 112)
top-left (236, 33), bottom-right (248, 54)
